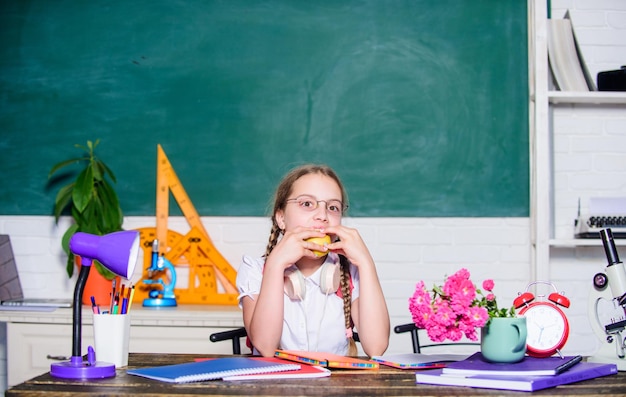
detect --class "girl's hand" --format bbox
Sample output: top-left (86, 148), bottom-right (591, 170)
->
top-left (265, 227), bottom-right (329, 269)
top-left (323, 225), bottom-right (373, 268)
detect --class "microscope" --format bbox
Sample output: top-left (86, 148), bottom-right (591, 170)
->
top-left (588, 228), bottom-right (626, 370)
top-left (142, 239), bottom-right (178, 307)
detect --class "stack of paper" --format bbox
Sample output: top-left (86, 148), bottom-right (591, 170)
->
top-left (415, 352), bottom-right (618, 392)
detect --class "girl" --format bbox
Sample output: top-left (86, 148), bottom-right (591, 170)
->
top-left (236, 164), bottom-right (390, 357)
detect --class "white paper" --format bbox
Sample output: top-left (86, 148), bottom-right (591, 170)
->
top-left (588, 197), bottom-right (626, 215)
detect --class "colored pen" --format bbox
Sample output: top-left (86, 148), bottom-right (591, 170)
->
top-left (109, 278), bottom-right (117, 313)
top-left (127, 285), bottom-right (136, 313)
top-left (90, 296), bottom-right (100, 314)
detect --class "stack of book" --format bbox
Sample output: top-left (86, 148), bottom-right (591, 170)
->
top-left (547, 10), bottom-right (596, 92)
top-left (415, 352), bottom-right (617, 392)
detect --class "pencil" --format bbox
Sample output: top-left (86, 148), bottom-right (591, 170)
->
top-left (127, 285), bottom-right (136, 312)
top-left (109, 278), bottom-right (117, 313)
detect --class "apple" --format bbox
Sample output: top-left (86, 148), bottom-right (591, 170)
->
top-left (306, 235), bottom-right (331, 257)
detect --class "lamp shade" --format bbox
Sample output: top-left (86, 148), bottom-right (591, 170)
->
top-left (69, 231), bottom-right (140, 278)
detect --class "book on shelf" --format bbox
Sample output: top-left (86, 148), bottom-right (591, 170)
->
top-left (547, 10), bottom-right (595, 92)
top-left (126, 357), bottom-right (300, 383)
top-left (415, 362), bottom-right (617, 392)
top-left (370, 353), bottom-right (470, 370)
top-left (274, 349), bottom-right (379, 370)
top-left (442, 352), bottom-right (582, 376)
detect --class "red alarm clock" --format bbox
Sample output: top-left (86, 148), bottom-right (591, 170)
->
top-left (514, 281), bottom-right (570, 358)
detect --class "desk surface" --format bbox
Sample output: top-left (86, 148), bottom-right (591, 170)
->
top-left (6, 353), bottom-right (626, 397)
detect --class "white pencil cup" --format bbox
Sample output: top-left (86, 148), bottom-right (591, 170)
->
top-left (93, 314), bottom-right (131, 367)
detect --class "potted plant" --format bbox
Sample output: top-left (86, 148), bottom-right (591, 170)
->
top-left (49, 139), bottom-right (124, 303)
top-left (409, 268), bottom-right (519, 362)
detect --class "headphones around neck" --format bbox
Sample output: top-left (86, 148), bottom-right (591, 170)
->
top-left (284, 253), bottom-right (341, 300)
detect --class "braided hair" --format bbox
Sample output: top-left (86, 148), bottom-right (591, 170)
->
top-left (264, 164), bottom-right (356, 356)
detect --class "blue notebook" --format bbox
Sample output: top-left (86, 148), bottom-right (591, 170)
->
top-left (127, 357), bottom-right (300, 383)
top-left (416, 362), bottom-right (617, 392)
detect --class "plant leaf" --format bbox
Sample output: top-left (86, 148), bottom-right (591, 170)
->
top-left (48, 157), bottom-right (87, 178)
top-left (53, 183), bottom-right (74, 221)
top-left (94, 260), bottom-right (116, 280)
top-left (98, 181), bottom-right (123, 230)
top-left (91, 158), bottom-right (104, 181)
top-left (62, 223), bottom-right (79, 277)
top-left (73, 167), bottom-right (94, 213)
top-left (100, 161), bottom-right (117, 184)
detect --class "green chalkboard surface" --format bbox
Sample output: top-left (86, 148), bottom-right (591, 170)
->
top-left (0, 0), bottom-right (529, 217)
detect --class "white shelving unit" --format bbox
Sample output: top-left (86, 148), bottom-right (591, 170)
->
top-left (549, 91), bottom-right (626, 105)
top-left (549, 239), bottom-right (626, 248)
top-left (530, 0), bottom-right (626, 281)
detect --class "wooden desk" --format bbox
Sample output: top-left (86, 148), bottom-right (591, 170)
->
top-left (6, 353), bottom-right (626, 396)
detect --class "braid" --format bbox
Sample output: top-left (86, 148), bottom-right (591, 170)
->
top-left (264, 221), bottom-right (282, 257)
top-left (339, 255), bottom-right (357, 356)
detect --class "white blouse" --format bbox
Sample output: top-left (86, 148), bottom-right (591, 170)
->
top-left (236, 252), bottom-right (360, 355)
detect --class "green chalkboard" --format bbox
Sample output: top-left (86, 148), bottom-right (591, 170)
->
top-left (0, 0), bottom-right (529, 217)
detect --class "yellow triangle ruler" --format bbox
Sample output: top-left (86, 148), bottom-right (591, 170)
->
top-left (134, 144), bottom-right (238, 305)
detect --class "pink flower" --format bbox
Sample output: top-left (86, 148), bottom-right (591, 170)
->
top-left (408, 268), bottom-right (513, 344)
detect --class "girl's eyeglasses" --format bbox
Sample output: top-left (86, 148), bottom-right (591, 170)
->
top-left (285, 195), bottom-right (348, 215)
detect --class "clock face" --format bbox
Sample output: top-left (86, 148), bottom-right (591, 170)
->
top-left (521, 302), bottom-right (569, 356)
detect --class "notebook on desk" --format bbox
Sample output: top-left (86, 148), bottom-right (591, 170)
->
top-left (0, 234), bottom-right (72, 309)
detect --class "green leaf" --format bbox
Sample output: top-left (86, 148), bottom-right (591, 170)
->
top-left (73, 167), bottom-right (94, 212)
top-left (61, 223), bottom-right (79, 277)
top-left (98, 181), bottom-right (123, 229)
top-left (92, 158), bottom-right (104, 181)
top-left (66, 256), bottom-right (75, 279)
top-left (94, 260), bottom-right (116, 280)
top-left (53, 183), bottom-right (74, 221)
top-left (48, 157), bottom-right (88, 178)
top-left (100, 161), bottom-right (117, 184)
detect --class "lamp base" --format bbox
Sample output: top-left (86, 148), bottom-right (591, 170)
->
top-left (50, 355), bottom-right (116, 379)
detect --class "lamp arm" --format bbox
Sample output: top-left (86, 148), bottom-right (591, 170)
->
top-left (72, 260), bottom-right (91, 358)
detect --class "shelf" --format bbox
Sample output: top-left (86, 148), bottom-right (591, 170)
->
top-left (548, 91), bottom-right (626, 104)
top-left (549, 239), bottom-right (626, 247)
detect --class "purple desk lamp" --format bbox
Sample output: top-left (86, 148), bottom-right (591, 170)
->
top-left (50, 230), bottom-right (140, 379)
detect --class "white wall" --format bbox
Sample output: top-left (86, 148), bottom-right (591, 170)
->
top-left (0, 215), bottom-right (531, 349)
top-left (1, 0), bottom-right (625, 393)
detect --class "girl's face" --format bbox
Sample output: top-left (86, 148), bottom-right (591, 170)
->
top-left (276, 173), bottom-right (343, 232)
